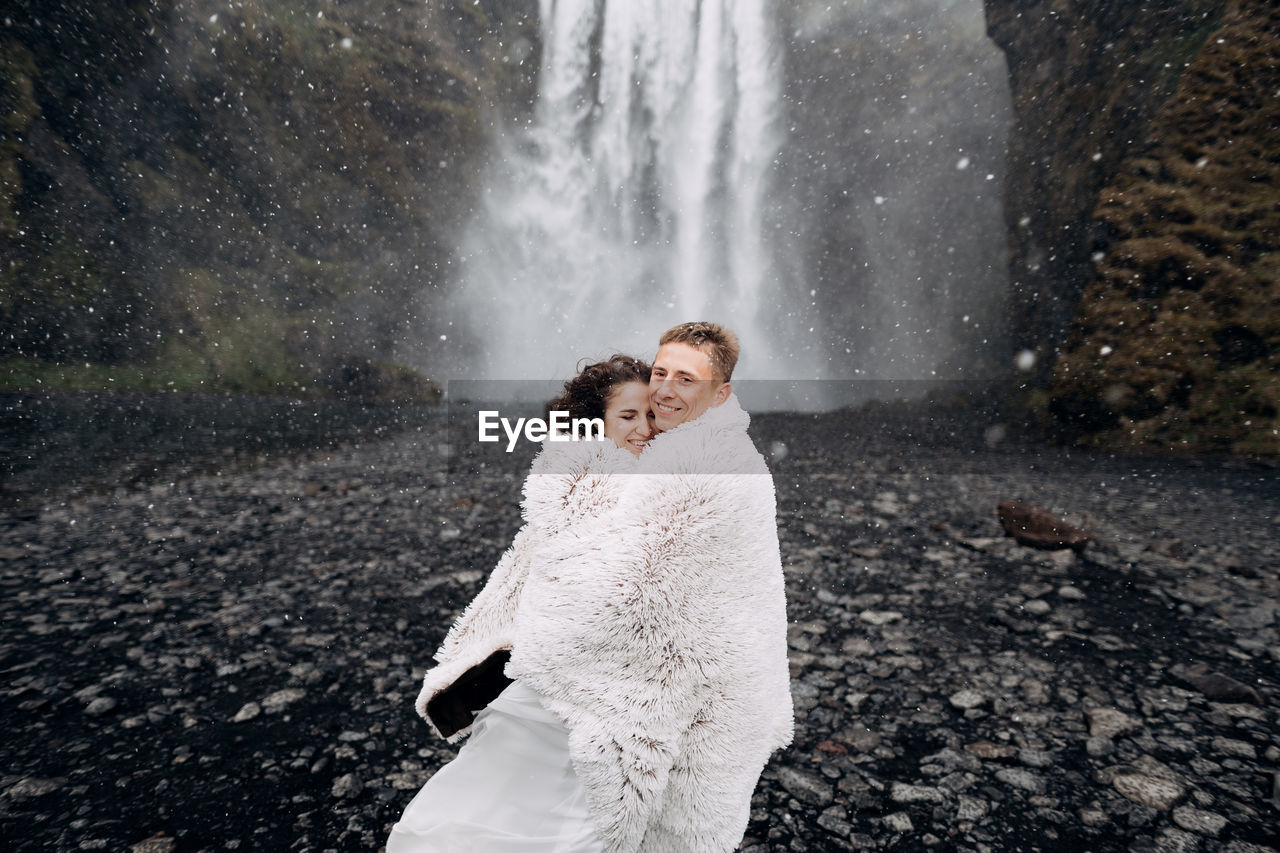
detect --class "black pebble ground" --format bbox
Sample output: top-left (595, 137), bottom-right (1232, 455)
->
top-left (1, 405), bottom-right (1277, 852)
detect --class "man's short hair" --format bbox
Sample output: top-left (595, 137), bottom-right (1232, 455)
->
top-left (659, 321), bottom-right (740, 382)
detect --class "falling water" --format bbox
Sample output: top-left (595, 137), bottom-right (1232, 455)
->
top-left (448, 0), bottom-right (819, 381)
top-left (421, 0), bottom-right (1012, 400)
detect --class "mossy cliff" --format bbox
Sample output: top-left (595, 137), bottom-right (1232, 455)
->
top-left (0, 0), bottom-right (537, 398)
top-left (1049, 0), bottom-right (1279, 455)
top-left (983, 0), bottom-right (1228, 381)
top-left (985, 0), bottom-right (1278, 455)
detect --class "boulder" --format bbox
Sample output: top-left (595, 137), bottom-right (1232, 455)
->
top-left (997, 501), bottom-right (1090, 551)
top-left (1170, 663), bottom-right (1264, 706)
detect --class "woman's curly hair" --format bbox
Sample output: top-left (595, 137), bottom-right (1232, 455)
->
top-left (547, 354), bottom-right (652, 422)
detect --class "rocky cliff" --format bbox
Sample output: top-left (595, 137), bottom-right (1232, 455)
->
top-left (986, 0), bottom-right (1279, 455)
top-left (983, 0), bottom-right (1228, 380)
top-left (0, 0), bottom-right (537, 397)
top-left (1050, 0), bottom-right (1279, 455)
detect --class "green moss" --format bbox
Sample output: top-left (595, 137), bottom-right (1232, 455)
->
top-left (33, 236), bottom-right (104, 308)
top-left (1145, 5), bottom-right (1225, 97)
top-left (2, 0), bottom-right (525, 390)
top-left (1051, 0), bottom-right (1280, 458)
top-left (0, 345), bottom-right (441, 401)
top-left (205, 307), bottom-right (310, 393)
top-left (0, 356), bottom-right (209, 394)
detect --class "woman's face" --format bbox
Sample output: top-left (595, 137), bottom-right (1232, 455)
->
top-left (603, 381), bottom-right (655, 455)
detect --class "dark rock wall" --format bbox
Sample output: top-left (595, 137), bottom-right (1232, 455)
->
top-left (1, 0), bottom-right (175, 365)
top-left (983, 0), bottom-right (1227, 381)
top-left (0, 0), bottom-right (537, 393)
top-left (1049, 0), bottom-right (1280, 455)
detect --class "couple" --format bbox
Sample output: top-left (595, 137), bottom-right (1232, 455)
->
top-left (388, 322), bottom-right (793, 853)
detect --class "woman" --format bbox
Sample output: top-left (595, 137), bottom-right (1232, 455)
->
top-left (387, 355), bottom-right (653, 853)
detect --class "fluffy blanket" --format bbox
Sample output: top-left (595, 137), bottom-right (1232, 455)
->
top-left (416, 396), bottom-right (793, 853)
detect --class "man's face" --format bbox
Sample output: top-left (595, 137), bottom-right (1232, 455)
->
top-left (649, 342), bottom-right (730, 432)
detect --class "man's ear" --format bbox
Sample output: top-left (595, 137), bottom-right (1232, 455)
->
top-left (712, 381), bottom-right (731, 406)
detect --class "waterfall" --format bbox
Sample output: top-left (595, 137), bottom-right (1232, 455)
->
top-left (420, 0), bottom-right (1013, 402)
top-left (449, 0), bottom-right (818, 382)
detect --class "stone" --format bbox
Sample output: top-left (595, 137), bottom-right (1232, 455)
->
top-left (956, 795), bottom-right (990, 822)
top-left (844, 692), bottom-right (870, 712)
top-left (1222, 603), bottom-right (1277, 630)
top-left (1087, 736), bottom-right (1116, 757)
top-left (331, 773), bottom-right (363, 799)
top-left (957, 537), bottom-right (1003, 551)
top-left (858, 610), bottom-right (902, 626)
top-left (1171, 664), bottom-right (1264, 706)
top-left (1080, 808), bottom-right (1108, 827)
top-left (129, 835), bottom-right (176, 853)
top-left (996, 501), bottom-right (1090, 551)
top-left (261, 688), bottom-right (306, 712)
top-left (882, 812), bottom-right (913, 833)
top-left (1021, 679), bottom-right (1051, 704)
top-left (384, 771), bottom-right (427, 791)
top-left (1018, 748), bottom-right (1054, 768)
top-left (841, 637), bottom-right (875, 656)
top-left (965, 741), bottom-right (1017, 760)
top-left (4, 777), bottom-right (64, 799)
top-left (921, 747), bottom-right (982, 774)
top-left (995, 768), bottom-right (1046, 794)
top-left (816, 740), bottom-right (848, 756)
top-left (838, 726), bottom-right (881, 751)
top-left (1211, 737), bottom-right (1256, 759)
top-left (1086, 707), bottom-right (1141, 739)
top-left (949, 689), bottom-right (987, 710)
top-left (84, 696), bottom-right (118, 716)
top-left (776, 767), bottom-right (834, 807)
top-left (230, 702), bottom-right (261, 723)
top-left (1153, 828), bottom-right (1202, 852)
top-left (890, 783), bottom-right (946, 804)
top-left (1171, 806), bottom-right (1227, 837)
top-left (1112, 773), bottom-right (1184, 811)
top-left (1129, 756), bottom-right (1182, 781)
top-left (816, 806), bottom-right (853, 837)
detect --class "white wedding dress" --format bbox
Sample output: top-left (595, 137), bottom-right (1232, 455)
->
top-left (386, 680), bottom-right (605, 853)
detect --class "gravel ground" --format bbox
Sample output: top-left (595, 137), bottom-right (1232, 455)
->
top-left (1, 405), bottom-right (1277, 852)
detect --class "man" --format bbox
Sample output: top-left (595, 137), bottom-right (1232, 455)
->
top-left (648, 322), bottom-right (735, 431)
top-left (508, 321), bottom-right (794, 852)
